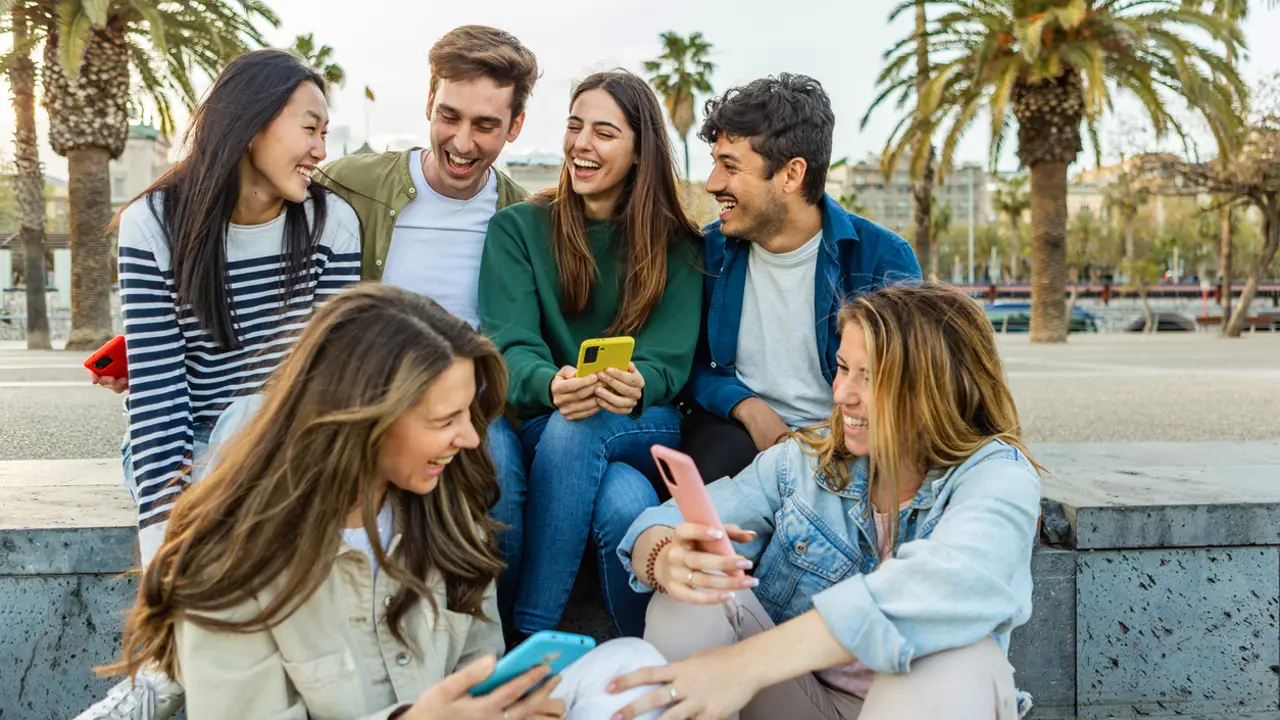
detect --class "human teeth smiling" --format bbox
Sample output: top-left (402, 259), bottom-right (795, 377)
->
top-left (426, 456), bottom-right (454, 468)
top-left (296, 166), bottom-right (315, 179)
top-left (843, 415), bottom-right (868, 429)
top-left (573, 158), bottom-right (601, 169)
top-left (718, 198), bottom-right (737, 212)
top-left (448, 152), bottom-right (476, 167)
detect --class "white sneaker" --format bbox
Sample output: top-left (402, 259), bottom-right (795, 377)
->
top-left (74, 669), bottom-right (185, 720)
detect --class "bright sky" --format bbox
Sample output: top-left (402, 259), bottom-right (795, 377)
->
top-left (5, 0), bottom-right (1280, 181)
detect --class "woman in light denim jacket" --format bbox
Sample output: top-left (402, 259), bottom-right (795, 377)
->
top-left (607, 283), bottom-right (1043, 720)
top-left (100, 285), bottom-right (668, 720)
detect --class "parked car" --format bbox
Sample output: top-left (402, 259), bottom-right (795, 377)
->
top-left (1123, 313), bottom-right (1196, 332)
top-left (984, 302), bottom-right (1099, 333)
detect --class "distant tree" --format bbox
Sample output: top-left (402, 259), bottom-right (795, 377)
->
top-left (990, 174), bottom-right (1030, 281)
top-left (644, 31), bottom-right (714, 179)
top-left (290, 33), bottom-right (345, 101)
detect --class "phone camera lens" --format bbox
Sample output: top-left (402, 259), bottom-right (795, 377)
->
top-left (584, 346), bottom-right (599, 363)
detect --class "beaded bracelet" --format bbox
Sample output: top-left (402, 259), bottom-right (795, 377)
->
top-left (645, 536), bottom-right (674, 594)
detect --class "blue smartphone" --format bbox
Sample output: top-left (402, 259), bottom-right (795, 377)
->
top-left (467, 630), bottom-right (596, 697)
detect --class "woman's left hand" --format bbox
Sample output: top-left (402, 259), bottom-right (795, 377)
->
top-left (595, 363), bottom-right (645, 415)
top-left (605, 643), bottom-right (760, 720)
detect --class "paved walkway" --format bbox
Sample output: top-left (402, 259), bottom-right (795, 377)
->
top-left (2, 333), bottom-right (1278, 463)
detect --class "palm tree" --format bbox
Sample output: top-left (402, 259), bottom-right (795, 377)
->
top-left (911, 1), bottom-right (937, 287)
top-left (290, 33), bottom-right (344, 101)
top-left (929, 194), bottom-right (952, 278)
top-left (644, 31), bottom-right (714, 179)
top-left (3, 1), bottom-right (51, 349)
top-left (39, 0), bottom-right (277, 350)
top-left (990, 173), bottom-right (1030, 281)
top-left (869, 0), bottom-right (1246, 342)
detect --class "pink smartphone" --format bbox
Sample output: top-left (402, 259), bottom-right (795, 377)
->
top-left (650, 445), bottom-right (745, 578)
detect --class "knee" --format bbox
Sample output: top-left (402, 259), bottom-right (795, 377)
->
top-left (592, 464), bottom-right (657, 538)
top-left (538, 410), bottom-right (607, 450)
top-left (642, 593), bottom-right (735, 663)
top-left (587, 637), bottom-right (667, 676)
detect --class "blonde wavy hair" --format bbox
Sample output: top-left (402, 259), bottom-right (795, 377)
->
top-left (795, 283), bottom-right (1042, 545)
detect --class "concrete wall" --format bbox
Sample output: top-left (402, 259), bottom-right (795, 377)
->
top-left (0, 528), bottom-right (137, 720)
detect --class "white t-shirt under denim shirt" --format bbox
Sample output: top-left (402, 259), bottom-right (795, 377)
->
top-left (380, 149), bottom-right (498, 327)
top-left (732, 230), bottom-right (834, 429)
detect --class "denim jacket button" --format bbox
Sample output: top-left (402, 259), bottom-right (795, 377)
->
top-left (710, 361), bottom-right (717, 368)
top-left (396, 652), bottom-right (410, 666)
top-left (794, 540), bottom-right (808, 555)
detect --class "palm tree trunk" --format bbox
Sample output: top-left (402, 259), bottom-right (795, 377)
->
top-left (9, 7), bottom-right (51, 350)
top-left (64, 147), bottom-right (114, 350)
top-left (1029, 161), bottom-right (1069, 342)
top-left (911, 0), bottom-right (933, 279)
top-left (1224, 199), bottom-right (1279, 338)
top-left (1219, 203), bottom-right (1233, 326)
top-left (1008, 211), bottom-right (1021, 282)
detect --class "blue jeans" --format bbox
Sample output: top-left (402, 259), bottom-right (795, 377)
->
top-left (120, 424), bottom-right (213, 507)
top-left (489, 405), bottom-right (682, 638)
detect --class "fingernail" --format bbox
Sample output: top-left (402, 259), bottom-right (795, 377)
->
top-left (707, 528), bottom-right (724, 539)
top-left (606, 681), bottom-right (616, 692)
top-left (736, 559), bottom-right (753, 569)
top-left (612, 714), bottom-right (624, 720)
top-left (745, 577), bottom-right (760, 587)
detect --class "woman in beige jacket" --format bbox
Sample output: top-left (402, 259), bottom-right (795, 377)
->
top-left (103, 284), bottom-right (666, 720)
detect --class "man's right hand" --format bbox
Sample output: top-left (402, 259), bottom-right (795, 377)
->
top-left (89, 371), bottom-right (129, 394)
top-left (730, 398), bottom-right (791, 452)
top-left (550, 365), bottom-right (600, 421)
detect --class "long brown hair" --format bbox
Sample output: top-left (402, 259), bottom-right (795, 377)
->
top-left (104, 284), bottom-right (508, 680)
top-left (538, 69), bottom-right (701, 335)
top-left (797, 283), bottom-right (1042, 546)
top-left (111, 49), bottom-right (330, 351)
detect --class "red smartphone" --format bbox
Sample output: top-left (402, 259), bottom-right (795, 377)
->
top-left (650, 445), bottom-right (745, 578)
top-left (84, 335), bottom-right (128, 379)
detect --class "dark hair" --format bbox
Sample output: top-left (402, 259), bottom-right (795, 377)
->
top-left (536, 69), bottom-right (701, 335)
top-left (118, 48), bottom-right (330, 351)
top-left (698, 73), bottom-right (835, 205)
top-left (429, 25), bottom-right (540, 121)
top-left (105, 284), bottom-right (509, 681)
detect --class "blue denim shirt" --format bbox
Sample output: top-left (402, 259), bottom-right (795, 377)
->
top-left (686, 195), bottom-right (922, 419)
top-left (618, 436), bottom-right (1041, 675)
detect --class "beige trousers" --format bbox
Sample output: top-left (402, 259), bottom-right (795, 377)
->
top-left (644, 591), bottom-right (1018, 720)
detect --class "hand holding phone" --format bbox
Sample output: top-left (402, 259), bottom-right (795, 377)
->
top-left (398, 653), bottom-right (565, 720)
top-left (467, 631), bottom-right (596, 697)
top-left (649, 446), bottom-right (760, 604)
top-left (84, 335), bottom-right (128, 379)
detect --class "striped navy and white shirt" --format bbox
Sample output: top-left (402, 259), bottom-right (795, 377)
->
top-left (118, 191), bottom-right (362, 543)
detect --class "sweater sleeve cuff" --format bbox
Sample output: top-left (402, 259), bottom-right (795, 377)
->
top-left (531, 364), bottom-right (559, 411)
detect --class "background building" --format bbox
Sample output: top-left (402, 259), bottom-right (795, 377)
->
top-left (825, 155), bottom-right (990, 231)
top-left (109, 125), bottom-right (172, 211)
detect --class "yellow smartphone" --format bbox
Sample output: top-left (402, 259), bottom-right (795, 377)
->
top-left (576, 336), bottom-right (635, 378)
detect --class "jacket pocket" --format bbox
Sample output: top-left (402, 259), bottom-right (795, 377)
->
top-left (756, 501), bottom-right (857, 621)
top-left (281, 651), bottom-right (362, 719)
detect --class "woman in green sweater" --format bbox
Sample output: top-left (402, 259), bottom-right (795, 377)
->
top-left (479, 69), bottom-right (702, 641)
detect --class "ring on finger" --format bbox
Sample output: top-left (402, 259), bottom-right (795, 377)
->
top-left (687, 570), bottom-right (697, 588)
top-left (667, 684), bottom-right (680, 702)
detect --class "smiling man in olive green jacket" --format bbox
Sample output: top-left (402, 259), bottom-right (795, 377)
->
top-left (315, 25), bottom-right (535, 328)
